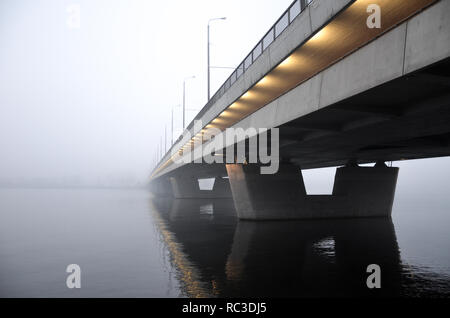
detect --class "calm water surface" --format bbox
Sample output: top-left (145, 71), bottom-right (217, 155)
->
top-left (1, 182), bottom-right (450, 297)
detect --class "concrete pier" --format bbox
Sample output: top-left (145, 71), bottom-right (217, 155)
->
top-left (332, 162), bottom-right (399, 218)
top-left (226, 162), bottom-right (399, 220)
top-left (225, 163), bottom-right (307, 220)
top-left (170, 175), bottom-right (232, 199)
top-left (149, 177), bottom-right (173, 197)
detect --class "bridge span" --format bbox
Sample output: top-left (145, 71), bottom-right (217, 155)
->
top-left (149, 0), bottom-right (450, 220)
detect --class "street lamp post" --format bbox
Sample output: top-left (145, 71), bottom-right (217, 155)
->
top-left (164, 125), bottom-right (167, 153)
top-left (207, 17), bottom-right (226, 101)
top-left (183, 76), bottom-right (195, 130)
top-left (171, 107), bottom-right (174, 146)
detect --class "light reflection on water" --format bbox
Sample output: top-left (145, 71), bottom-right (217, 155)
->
top-left (313, 237), bottom-right (336, 262)
top-left (152, 197), bottom-right (450, 298)
top-left (0, 188), bottom-right (449, 297)
top-left (150, 205), bottom-right (210, 298)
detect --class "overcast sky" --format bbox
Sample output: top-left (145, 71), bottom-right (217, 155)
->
top-left (1, 0), bottom-right (450, 189)
top-left (0, 0), bottom-right (293, 186)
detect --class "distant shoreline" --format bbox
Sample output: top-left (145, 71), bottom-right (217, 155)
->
top-left (0, 185), bottom-right (149, 190)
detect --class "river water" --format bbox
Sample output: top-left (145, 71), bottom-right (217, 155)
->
top-left (1, 161), bottom-right (450, 297)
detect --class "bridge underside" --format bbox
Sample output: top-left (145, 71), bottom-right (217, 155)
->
top-left (155, 57), bottom-right (450, 179)
top-left (151, 56), bottom-right (450, 221)
top-left (282, 57), bottom-right (450, 169)
top-left (151, 58), bottom-right (450, 220)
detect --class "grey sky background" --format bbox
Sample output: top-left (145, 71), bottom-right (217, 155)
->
top-left (0, 0), bottom-right (294, 186)
top-left (0, 0), bottom-right (449, 188)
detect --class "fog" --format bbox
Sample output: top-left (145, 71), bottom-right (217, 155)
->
top-left (1, 0), bottom-right (450, 190)
top-left (0, 0), bottom-right (292, 187)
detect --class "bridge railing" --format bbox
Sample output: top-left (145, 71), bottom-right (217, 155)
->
top-left (186, 0), bottom-right (312, 131)
top-left (154, 0), bottom-right (313, 173)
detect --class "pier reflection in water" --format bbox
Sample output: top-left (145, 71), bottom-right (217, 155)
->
top-left (151, 198), bottom-right (416, 297)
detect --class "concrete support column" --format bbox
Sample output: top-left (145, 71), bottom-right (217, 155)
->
top-left (169, 175), bottom-right (232, 199)
top-left (211, 177), bottom-right (231, 195)
top-left (332, 163), bottom-right (399, 217)
top-left (226, 163), bottom-right (307, 220)
top-left (169, 175), bottom-right (198, 199)
top-left (226, 162), bottom-right (399, 220)
top-left (149, 178), bottom-right (173, 197)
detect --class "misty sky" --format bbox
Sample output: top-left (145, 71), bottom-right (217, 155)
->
top-left (0, 0), bottom-right (293, 186)
top-left (1, 0), bottom-right (450, 188)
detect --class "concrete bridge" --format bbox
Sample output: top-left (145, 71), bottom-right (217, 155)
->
top-left (149, 0), bottom-right (450, 220)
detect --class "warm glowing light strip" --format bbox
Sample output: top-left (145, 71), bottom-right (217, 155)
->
top-left (150, 207), bottom-right (211, 297)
